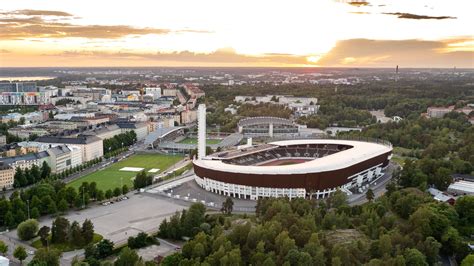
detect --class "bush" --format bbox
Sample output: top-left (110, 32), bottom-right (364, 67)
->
top-left (17, 219), bottom-right (39, 241)
top-left (127, 232), bottom-right (158, 249)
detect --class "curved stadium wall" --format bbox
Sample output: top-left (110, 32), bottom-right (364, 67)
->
top-left (193, 139), bottom-right (392, 200)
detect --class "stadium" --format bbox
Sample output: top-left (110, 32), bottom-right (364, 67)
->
top-left (191, 105), bottom-right (393, 200)
top-left (193, 138), bottom-right (392, 200)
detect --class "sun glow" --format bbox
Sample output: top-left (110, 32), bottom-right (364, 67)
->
top-left (306, 56), bottom-right (321, 63)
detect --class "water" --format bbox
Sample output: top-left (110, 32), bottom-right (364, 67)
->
top-left (0, 76), bottom-right (56, 81)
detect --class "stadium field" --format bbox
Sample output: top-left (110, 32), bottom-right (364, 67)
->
top-left (259, 159), bottom-right (311, 166)
top-left (68, 154), bottom-right (183, 191)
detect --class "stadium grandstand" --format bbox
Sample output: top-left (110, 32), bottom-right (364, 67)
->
top-left (193, 138), bottom-right (392, 200)
top-left (145, 127), bottom-right (243, 154)
top-left (238, 117), bottom-right (299, 138)
top-left (144, 127), bottom-right (185, 149)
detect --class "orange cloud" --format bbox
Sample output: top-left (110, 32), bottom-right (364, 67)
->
top-left (0, 9), bottom-right (210, 40)
top-left (317, 38), bottom-right (474, 67)
top-left (50, 48), bottom-right (311, 65)
top-left (382, 12), bottom-right (456, 20)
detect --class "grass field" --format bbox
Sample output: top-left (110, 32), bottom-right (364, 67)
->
top-left (68, 154), bottom-right (183, 191)
top-left (179, 137), bottom-right (221, 145)
top-left (31, 233), bottom-right (103, 252)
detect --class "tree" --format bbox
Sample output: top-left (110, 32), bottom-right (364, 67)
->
top-left (30, 248), bottom-right (61, 266)
top-left (182, 203), bottom-right (206, 237)
top-left (161, 253), bottom-right (183, 266)
top-left (13, 167), bottom-right (27, 188)
top-left (0, 240), bottom-right (8, 256)
top-left (30, 207), bottom-right (40, 219)
top-left (38, 226), bottom-right (50, 247)
top-left (122, 185), bottom-right (129, 194)
top-left (366, 188), bottom-right (375, 202)
top-left (327, 189), bottom-right (347, 209)
top-left (96, 190), bottom-right (105, 201)
top-left (48, 201), bottom-right (58, 215)
top-left (461, 254), bottom-right (474, 266)
top-left (17, 219), bottom-right (39, 241)
top-left (455, 196), bottom-right (474, 226)
top-left (96, 239), bottom-right (115, 259)
top-left (133, 170), bottom-right (152, 189)
top-left (221, 197), bottom-right (234, 215)
top-left (82, 219), bottom-right (95, 244)
top-left (13, 245), bottom-right (27, 264)
top-left (40, 161), bottom-right (51, 180)
top-left (30, 164), bottom-right (41, 184)
top-left (51, 216), bottom-right (70, 244)
top-left (113, 187), bottom-right (122, 197)
top-left (114, 247), bottom-right (139, 266)
top-left (69, 221), bottom-right (84, 247)
top-left (105, 189), bottom-right (113, 199)
top-left (404, 248), bottom-right (428, 266)
top-left (58, 199), bottom-right (69, 213)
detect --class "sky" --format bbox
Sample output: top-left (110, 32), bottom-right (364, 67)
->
top-left (0, 0), bottom-right (473, 67)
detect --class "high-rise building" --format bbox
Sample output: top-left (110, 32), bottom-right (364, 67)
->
top-left (0, 82), bottom-right (51, 105)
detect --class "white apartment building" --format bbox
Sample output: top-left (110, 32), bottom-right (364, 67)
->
top-left (145, 87), bottom-right (162, 100)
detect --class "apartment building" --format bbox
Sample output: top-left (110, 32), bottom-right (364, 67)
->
top-left (36, 135), bottom-right (103, 162)
top-left (0, 162), bottom-right (14, 189)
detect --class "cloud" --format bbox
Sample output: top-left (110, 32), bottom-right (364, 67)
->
top-left (349, 12), bottom-right (371, 15)
top-left (48, 47), bottom-right (311, 66)
top-left (348, 1), bottom-right (370, 7)
top-left (334, 1), bottom-right (370, 7)
top-left (14, 9), bottom-right (73, 17)
top-left (383, 12), bottom-right (456, 20)
top-left (0, 9), bottom-right (210, 40)
top-left (0, 49), bottom-right (11, 54)
top-left (316, 38), bottom-right (474, 67)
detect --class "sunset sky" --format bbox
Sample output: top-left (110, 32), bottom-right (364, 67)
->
top-left (0, 0), bottom-right (473, 67)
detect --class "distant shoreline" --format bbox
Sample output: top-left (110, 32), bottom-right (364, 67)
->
top-left (0, 76), bottom-right (56, 81)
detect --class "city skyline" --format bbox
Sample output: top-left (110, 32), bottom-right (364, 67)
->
top-left (0, 0), bottom-right (473, 68)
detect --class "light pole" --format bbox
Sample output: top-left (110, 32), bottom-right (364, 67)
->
top-left (26, 199), bottom-right (30, 219)
top-left (82, 186), bottom-right (85, 209)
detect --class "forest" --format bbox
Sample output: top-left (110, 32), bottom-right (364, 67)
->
top-left (203, 78), bottom-right (473, 131)
top-left (159, 188), bottom-right (474, 266)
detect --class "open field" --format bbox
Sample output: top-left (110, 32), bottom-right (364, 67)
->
top-left (179, 137), bottom-right (221, 145)
top-left (68, 154), bottom-right (183, 191)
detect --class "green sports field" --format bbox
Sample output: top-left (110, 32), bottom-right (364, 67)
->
top-left (179, 137), bottom-right (221, 145)
top-left (68, 154), bottom-right (183, 191)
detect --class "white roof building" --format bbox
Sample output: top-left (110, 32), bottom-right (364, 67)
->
top-left (447, 181), bottom-right (474, 195)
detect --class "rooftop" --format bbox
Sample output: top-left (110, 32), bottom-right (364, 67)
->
top-left (0, 151), bottom-right (49, 165)
top-left (36, 135), bottom-right (102, 145)
top-left (195, 139), bottom-right (392, 175)
top-left (448, 181), bottom-right (474, 194)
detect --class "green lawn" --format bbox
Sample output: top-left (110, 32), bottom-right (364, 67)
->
top-left (31, 233), bottom-right (103, 252)
top-left (179, 137), bottom-right (221, 145)
top-left (68, 154), bottom-right (183, 191)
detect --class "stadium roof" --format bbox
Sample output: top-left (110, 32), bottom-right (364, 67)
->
top-left (238, 116), bottom-right (294, 127)
top-left (144, 127), bottom-right (183, 145)
top-left (194, 139), bottom-right (392, 175)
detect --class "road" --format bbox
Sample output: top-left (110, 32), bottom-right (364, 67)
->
top-left (348, 162), bottom-right (398, 205)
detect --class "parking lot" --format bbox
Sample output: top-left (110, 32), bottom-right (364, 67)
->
top-left (5, 193), bottom-right (187, 246)
top-left (149, 177), bottom-right (257, 212)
